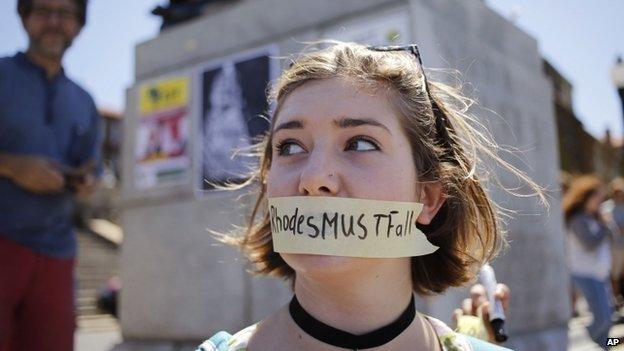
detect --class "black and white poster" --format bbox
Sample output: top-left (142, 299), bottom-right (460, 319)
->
top-left (199, 47), bottom-right (277, 189)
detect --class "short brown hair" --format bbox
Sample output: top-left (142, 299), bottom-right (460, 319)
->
top-left (226, 42), bottom-right (544, 295)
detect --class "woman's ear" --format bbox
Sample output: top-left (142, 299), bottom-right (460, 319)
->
top-left (416, 181), bottom-right (446, 225)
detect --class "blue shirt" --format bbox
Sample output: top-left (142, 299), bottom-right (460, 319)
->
top-left (0, 52), bottom-right (101, 258)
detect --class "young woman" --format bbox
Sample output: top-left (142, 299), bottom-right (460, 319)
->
top-left (197, 42), bottom-right (541, 351)
top-left (563, 175), bottom-right (614, 347)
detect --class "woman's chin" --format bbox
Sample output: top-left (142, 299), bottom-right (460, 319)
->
top-left (280, 253), bottom-right (367, 276)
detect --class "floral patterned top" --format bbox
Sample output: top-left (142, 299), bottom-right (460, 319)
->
top-left (196, 315), bottom-right (511, 351)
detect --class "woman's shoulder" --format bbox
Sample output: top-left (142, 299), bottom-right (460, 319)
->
top-left (424, 315), bottom-right (513, 351)
top-left (196, 324), bottom-right (257, 351)
top-left (566, 212), bottom-right (593, 231)
top-left (570, 211), bottom-right (593, 223)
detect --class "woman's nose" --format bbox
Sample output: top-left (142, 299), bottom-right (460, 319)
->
top-left (297, 149), bottom-right (340, 196)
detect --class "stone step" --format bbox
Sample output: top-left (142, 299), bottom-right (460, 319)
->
top-left (77, 314), bottom-right (119, 332)
top-left (75, 228), bottom-right (120, 318)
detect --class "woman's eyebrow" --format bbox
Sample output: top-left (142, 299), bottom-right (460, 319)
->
top-left (273, 120), bottom-right (304, 133)
top-left (272, 117), bottom-right (392, 134)
top-left (333, 117), bottom-right (392, 134)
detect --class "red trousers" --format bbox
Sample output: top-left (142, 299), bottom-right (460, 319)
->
top-left (0, 236), bottom-right (75, 351)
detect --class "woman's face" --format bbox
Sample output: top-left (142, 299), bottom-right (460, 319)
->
top-left (585, 188), bottom-right (605, 215)
top-left (266, 77), bottom-right (421, 276)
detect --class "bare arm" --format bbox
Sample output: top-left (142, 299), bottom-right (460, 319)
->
top-left (0, 153), bottom-right (16, 178)
top-left (0, 153), bottom-right (65, 194)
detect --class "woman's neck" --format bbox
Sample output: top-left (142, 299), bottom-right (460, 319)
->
top-left (292, 259), bottom-right (414, 334)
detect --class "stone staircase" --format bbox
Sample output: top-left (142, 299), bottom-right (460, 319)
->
top-left (75, 226), bottom-right (120, 332)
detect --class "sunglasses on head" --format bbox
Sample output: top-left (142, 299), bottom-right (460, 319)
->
top-left (367, 45), bottom-right (459, 165)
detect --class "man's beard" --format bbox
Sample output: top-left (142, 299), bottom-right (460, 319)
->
top-left (30, 31), bottom-right (73, 60)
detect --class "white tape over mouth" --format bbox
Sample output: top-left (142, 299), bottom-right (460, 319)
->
top-left (268, 196), bottom-right (439, 258)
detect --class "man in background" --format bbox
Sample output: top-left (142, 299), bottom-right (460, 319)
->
top-left (0, 0), bottom-right (100, 350)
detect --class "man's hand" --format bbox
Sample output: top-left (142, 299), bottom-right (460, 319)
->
top-left (65, 160), bottom-right (98, 198)
top-left (70, 173), bottom-right (97, 198)
top-left (0, 154), bottom-right (65, 194)
top-left (452, 283), bottom-right (510, 344)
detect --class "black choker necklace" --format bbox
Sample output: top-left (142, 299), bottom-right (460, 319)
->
top-left (288, 294), bottom-right (416, 350)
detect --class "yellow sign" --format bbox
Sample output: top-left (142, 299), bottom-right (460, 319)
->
top-left (268, 196), bottom-right (439, 258)
top-left (139, 77), bottom-right (189, 115)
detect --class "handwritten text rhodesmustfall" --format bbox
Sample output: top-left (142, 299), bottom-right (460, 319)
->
top-left (269, 205), bottom-right (418, 240)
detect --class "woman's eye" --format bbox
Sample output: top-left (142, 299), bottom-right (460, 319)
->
top-left (345, 137), bottom-right (380, 152)
top-left (276, 141), bottom-right (306, 156)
